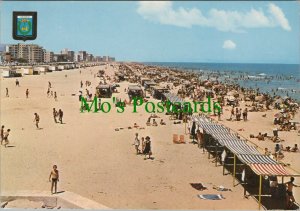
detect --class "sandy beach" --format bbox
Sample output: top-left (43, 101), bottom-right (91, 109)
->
top-left (1, 64), bottom-right (299, 209)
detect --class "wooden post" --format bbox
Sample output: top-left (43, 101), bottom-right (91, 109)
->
top-left (215, 145), bottom-right (218, 167)
top-left (258, 175), bottom-right (262, 210)
top-left (233, 154), bottom-right (236, 186)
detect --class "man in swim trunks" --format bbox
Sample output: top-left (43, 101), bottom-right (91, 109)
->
top-left (285, 177), bottom-right (299, 209)
top-left (33, 113), bottom-right (40, 129)
top-left (49, 165), bottom-right (59, 194)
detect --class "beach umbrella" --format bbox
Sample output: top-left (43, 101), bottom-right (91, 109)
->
top-left (274, 113), bottom-right (283, 118)
top-left (227, 90), bottom-right (238, 96)
top-left (227, 96), bottom-right (235, 101)
top-left (255, 95), bottom-right (264, 102)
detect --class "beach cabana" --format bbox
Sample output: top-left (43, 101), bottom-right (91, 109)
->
top-left (96, 84), bottom-right (112, 98)
top-left (152, 86), bottom-right (169, 100)
top-left (140, 78), bottom-right (151, 86)
top-left (144, 81), bottom-right (156, 90)
top-left (1, 69), bottom-right (11, 78)
top-left (128, 85), bottom-right (143, 98)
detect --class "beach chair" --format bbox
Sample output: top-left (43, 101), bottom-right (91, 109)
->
top-left (179, 135), bottom-right (185, 143)
top-left (173, 134), bottom-right (180, 144)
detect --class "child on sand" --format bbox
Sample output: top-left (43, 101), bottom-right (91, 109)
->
top-left (133, 133), bottom-right (140, 155)
top-left (143, 136), bottom-right (152, 159)
top-left (49, 165), bottom-right (59, 194)
top-left (152, 119), bottom-right (158, 126)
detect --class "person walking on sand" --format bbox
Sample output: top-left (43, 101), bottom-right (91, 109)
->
top-left (47, 88), bottom-right (50, 97)
top-left (1, 125), bottom-right (4, 145)
top-left (217, 109), bottom-right (221, 121)
top-left (54, 92), bottom-right (57, 101)
top-left (285, 177), bottom-right (299, 209)
top-left (33, 113), bottom-right (40, 129)
top-left (243, 108), bottom-right (248, 121)
top-left (53, 108), bottom-right (58, 123)
top-left (5, 88), bottom-right (9, 97)
top-left (143, 136), bottom-right (152, 159)
top-left (230, 107), bottom-right (235, 120)
top-left (49, 165), bottom-right (59, 194)
top-left (48, 81), bottom-right (52, 89)
top-left (80, 81), bottom-right (83, 88)
top-left (133, 133), bottom-right (140, 155)
top-left (58, 109), bottom-right (63, 124)
top-left (16, 79), bottom-right (20, 87)
top-left (3, 129), bottom-right (10, 148)
top-left (141, 137), bottom-right (145, 152)
top-left (26, 89), bottom-right (29, 98)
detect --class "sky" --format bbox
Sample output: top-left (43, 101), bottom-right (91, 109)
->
top-left (1, 1), bottom-right (299, 64)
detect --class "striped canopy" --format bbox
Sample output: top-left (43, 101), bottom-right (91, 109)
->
top-left (237, 154), bottom-right (277, 164)
top-left (191, 114), bottom-right (295, 177)
top-left (211, 133), bottom-right (239, 141)
top-left (249, 164), bottom-right (291, 176)
top-left (223, 142), bottom-right (260, 155)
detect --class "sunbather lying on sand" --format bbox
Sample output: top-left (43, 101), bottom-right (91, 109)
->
top-left (160, 119), bottom-right (166, 125)
top-left (256, 132), bottom-right (264, 141)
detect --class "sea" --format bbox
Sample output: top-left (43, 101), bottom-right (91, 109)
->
top-left (144, 62), bottom-right (300, 101)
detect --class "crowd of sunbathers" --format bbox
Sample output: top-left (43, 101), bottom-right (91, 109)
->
top-left (228, 107), bottom-right (248, 121)
top-left (146, 114), bottom-right (166, 126)
top-left (264, 144), bottom-right (299, 160)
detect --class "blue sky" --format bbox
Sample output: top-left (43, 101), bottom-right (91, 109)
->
top-left (1, 1), bottom-right (299, 64)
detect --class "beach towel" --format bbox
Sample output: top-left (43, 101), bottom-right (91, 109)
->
top-left (198, 194), bottom-right (225, 200)
top-left (213, 185), bottom-right (232, 191)
top-left (190, 183), bottom-right (207, 191)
